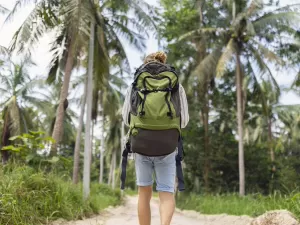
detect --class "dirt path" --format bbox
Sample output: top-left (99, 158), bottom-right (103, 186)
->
top-left (56, 196), bottom-right (253, 225)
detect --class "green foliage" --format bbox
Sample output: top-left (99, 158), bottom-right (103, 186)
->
top-left (1, 131), bottom-right (53, 164)
top-left (1, 2), bottom-right (300, 222)
top-left (2, 131), bottom-right (54, 154)
top-left (1, 131), bottom-right (75, 174)
top-left (180, 72), bottom-right (300, 194)
top-left (158, 0), bottom-right (300, 196)
top-left (0, 165), bottom-right (122, 225)
top-left (176, 192), bottom-right (300, 220)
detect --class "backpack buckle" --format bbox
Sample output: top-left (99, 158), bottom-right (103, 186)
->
top-left (140, 89), bottom-right (148, 94)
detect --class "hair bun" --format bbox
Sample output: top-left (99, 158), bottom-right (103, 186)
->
top-left (143, 51), bottom-right (167, 64)
top-left (154, 51), bottom-right (167, 64)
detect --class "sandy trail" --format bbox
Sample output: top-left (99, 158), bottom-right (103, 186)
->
top-left (56, 196), bottom-right (253, 225)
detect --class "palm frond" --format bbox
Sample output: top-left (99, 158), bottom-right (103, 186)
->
top-left (0, 45), bottom-right (10, 56)
top-left (252, 117), bottom-right (263, 143)
top-left (107, 20), bottom-right (146, 52)
top-left (0, 75), bottom-right (14, 94)
top-left (0, 4), bottom-right (9, 15)
top-left (248, 45), bottom-right (280, 99)
top-left (105, 26), bottom-right (131, 73)
top-left (47, 25), bottom-right (68, 84)
top-left (9, 2), bottom-right (49, 54)
top-left (274, 104), bottom-right (300, 111)
top-left (21, 96), bottom-right (50, 110)
top-left (123, 0), bottom-right (156, 31)
top-left (246, 0), bottom-right (263, 16)
top-left (251, 39), bottom-right (285, 65)
top-left (4, 0), bottom-right (34, 22)
top-left (216, 38), bottom-right (236, 78)
top-left (272, 3), bottom-right (300, 13)
top-left (247, 61), bottom-right (277, 115)
top-left (3, 96), bottom-right (21, 138)
top-left (292, 71), bottom-right (300, 88)
top-left (253, 12), bottom-right (300, 32)
top-left (179, 28), bottom-right (230, 41)
top-left (109, 73), bottom-right (129, 90)
top-left (63, 0), bottom-right (92, 36)
top-left (191, 48), bottom-right (222, 88)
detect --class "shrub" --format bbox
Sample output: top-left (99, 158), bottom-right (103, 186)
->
top-left (0, 165), bottom-right (122, 225)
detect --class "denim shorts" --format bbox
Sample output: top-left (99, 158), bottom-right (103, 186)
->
top-left (134, 151), bottom-right (176, 193)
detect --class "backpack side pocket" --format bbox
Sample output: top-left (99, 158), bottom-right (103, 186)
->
top-left (171, 90), bottom-right (181, 117)
top-left (130, 89), bottom-right (142, 116)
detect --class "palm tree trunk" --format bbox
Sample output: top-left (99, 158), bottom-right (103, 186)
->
top-left (268, 118), bottom-right (275, 162)
top-left (119, 121), bottom-right (124, 168)
top-left (83, 21), bottom-right (95, 200)
top-left (196, 2), bottom-right (210, 191)
top-left (112, 149), bottom-right (117, 189)
top-left (99, 92), bottom-right (105, 183)
top-left (51, 38), bottom-right (75, 154)
top-left (194, 176), bottom-right (200, 193)
top-left (1, 113), bottom-right (10, 164)
top-left (99, 149), bottom-right (104, 183)
top-left (197, 0), bottom-right (204, 25)
top-left (108, 155), bottom-right (113, 185)
top-left (91, 121), bottom-right (94, 165)
top-left (236, 51), bottom-right (245, 196)
top-left (72, 77), bottom-right (88, 184)
top-left (1, 151), bottom-right (9, 164)
top-left (232, 0), bottom-right (236, 19)
top-left (268, 117), bottom-right (276, 173)
top-left (202, 93), bottom-right (210, 192)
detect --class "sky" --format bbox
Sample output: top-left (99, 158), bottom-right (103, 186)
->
top-left (0, 0), bottom-right (299, 106)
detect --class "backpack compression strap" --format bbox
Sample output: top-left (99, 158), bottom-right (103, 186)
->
top-left (176, 136), bottom-right (185, 191)
top-left (120, 141), bottom-right (131, 190)
top-left (136, 75), bottom-right (175, 119)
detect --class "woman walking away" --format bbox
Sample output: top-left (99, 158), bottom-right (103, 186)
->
top-left (121, 51), bottom-right (189, 225)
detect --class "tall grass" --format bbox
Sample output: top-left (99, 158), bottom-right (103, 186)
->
top-left (0, 165), bottom-right (122, 225)
top-left (176, 192), bottom-right (300, 219)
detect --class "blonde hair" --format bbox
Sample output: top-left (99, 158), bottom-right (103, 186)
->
top-left (144, 51), bottom-right (167, 64)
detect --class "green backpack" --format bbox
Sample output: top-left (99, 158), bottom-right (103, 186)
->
top-left (121, 62), bottom-right (185, 191)
top-left (129, 61), bottom-right (181, 156)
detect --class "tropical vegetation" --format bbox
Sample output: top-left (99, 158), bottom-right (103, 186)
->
top-left (1, 0), bottom-right (300, 223)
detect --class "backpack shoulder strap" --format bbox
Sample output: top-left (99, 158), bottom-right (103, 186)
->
top-left (134, 62), bottom-right (178, 80)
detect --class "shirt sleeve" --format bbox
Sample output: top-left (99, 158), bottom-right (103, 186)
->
top-left (122, 85), bottom-right (132, 127)
top-left (179, 84), bottom-right (189, 128)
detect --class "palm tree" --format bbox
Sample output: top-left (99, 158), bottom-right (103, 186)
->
top-left (252, 80), bottom-right (280, 163)
top-left (0, 3), bottom-right (9, 53)
top-left (106, 119), bottom-right (121, 189)
top-left (72, 76), bottom-right (87, 184)
top-left (275, 105), bottom-right (300, 148)
top-left (83, 16), bottom-right (95, 199)
top-left (7, 0), bottom-right (92, 154)
top-left (0, 56), bottom-right (46, 163)
top-left (38, 82), bottom-right (77, 152)
top-left (104, 82), bottom-right (124, 188)
top-left (69, 0), bottom-right (153, 184)
top-left (88, 0), bottom-right (155, 183)
top-left (180, 0), bottom-right (300, 195)
top-left (9, 0), bottom-right (155, 156)
top-left (97, 72), bottom-right (128, 183)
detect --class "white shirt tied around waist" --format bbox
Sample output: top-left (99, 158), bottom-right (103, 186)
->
top-left (121, 84), bottom-right (189, 128)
